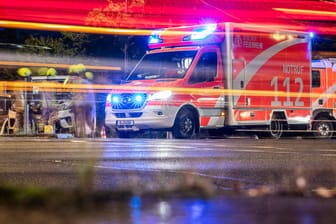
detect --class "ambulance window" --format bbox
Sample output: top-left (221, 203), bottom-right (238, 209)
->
top-left (188, 52), bottom-right (217, 84)
top-left (178, 58), bottom-right (193, 75)
top-left (128, 51), bottom-right (196, 80)
top-left (312, 70), bottom-right (320, 88)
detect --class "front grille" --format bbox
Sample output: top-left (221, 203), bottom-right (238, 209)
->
top-left (111, 93), bottom-right (147, 110)
top-left (114, 112), bottom-right (143, 118)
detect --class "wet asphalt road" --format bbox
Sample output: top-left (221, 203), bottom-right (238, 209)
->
top-left (0, 136), bottom-right (335, 192)
top-left (0, 136), bottom-right (336, 224)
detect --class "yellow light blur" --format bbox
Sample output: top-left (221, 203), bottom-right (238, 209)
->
top-left (273, 8), bottom-right (336, 18)
top-left (0, 20), bottom-right (153, 36)
top-left (1, 80), bottom-right (335, 102)
top-left (0, 61), bottom-right (121, 71)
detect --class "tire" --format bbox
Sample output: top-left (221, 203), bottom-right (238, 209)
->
top-left (312, 117), bottom-right (334, 139)
top-left (269, 117), bottom-right (284, 139)
top-left (172, 109), bottom-right (197, 139)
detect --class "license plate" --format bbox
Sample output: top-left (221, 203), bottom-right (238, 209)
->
top-left (116, 120), bottom-right (134, 126)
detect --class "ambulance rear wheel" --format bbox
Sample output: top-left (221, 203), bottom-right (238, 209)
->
top-left (312, 117), bottom-right (334, 139)
top-left (172, 109), bottom-right (196, 139)
top-left (269, 118), bottom-right (284, 139)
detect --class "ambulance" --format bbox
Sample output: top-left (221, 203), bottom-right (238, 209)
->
top-left (105, 22), bottom-right (335, 138)
top-left (311, 58), bottom-right (336, 138)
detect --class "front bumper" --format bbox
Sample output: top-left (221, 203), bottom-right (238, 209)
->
top-left (105, 104), bottom-right (179, 131)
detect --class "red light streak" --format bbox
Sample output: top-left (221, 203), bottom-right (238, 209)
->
top-left (273, 8), bottom-right (336, 18)
top-left (0, 0), bottom-right (335, 31)
top-left (0, 20), bottom-right (152, 36)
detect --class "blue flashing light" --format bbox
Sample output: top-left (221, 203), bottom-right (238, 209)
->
top-left (134, 94), bottom-right (144, 103)
top-left (133, 93), bottom-right (147, 106)
top-left (149, 30), bottom-right (163, 44)
top-left (111, 93), bottom-right (147, 110)
top-left (112, 95), bottom-right (121, 104)
top-left (309, 32), bottom-right (315, 38)
top-left (185, 24), bottom-right (217, 41)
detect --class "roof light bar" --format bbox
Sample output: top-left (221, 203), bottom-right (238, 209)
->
top-left (149, 30), bottom-right (163, 44)
top-left (183, 24), bottom-right (217, 41)
top-left (309, 32), bottom-right (315, 38)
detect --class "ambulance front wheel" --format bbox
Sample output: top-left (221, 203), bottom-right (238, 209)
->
top-left (312, 117), bottom-right (334, 139)
top-left (172, 108), bottom-right (197, 139)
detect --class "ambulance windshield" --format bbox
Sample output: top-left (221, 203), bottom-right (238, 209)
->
top-left (127, 50), bottom-right (196, 81)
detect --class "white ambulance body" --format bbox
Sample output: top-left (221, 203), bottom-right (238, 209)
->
top-left (105, 23), bottom-right (334, 138)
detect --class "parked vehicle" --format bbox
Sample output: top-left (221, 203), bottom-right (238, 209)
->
top-left (105, 22), bottom-right (335, 139)
top-left (30, 76), bottom-right (75, 135)
top-left (49, 106), bottom-right (74, 134)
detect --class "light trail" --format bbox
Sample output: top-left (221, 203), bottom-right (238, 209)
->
top-left (1, 80), bottom-right (335, 101)
top-left (0, 61), bottom-right (121, 71)
top-left (0, 20), bottom-right (153, 36)
top-left (273, 8), bottom-right (336, 18)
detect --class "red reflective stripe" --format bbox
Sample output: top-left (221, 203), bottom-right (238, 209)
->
top-left (200, 117), bottom-right (211, 127)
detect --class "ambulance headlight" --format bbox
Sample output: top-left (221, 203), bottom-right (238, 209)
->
top-left (149, 90), bottom-right (172, 100)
